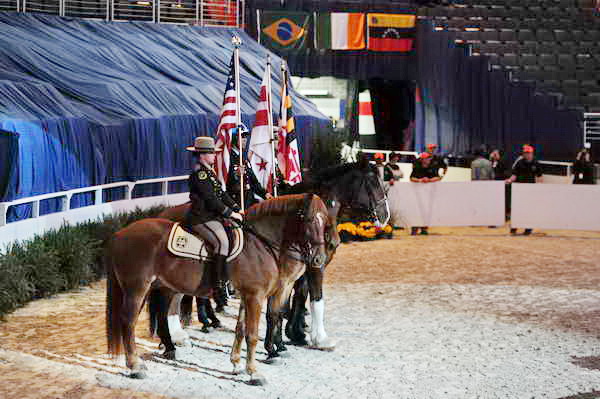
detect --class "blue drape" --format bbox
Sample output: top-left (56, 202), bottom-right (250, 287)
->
top-left (0, 13), bottom-right (329, 221)
top-left (416, 20), bottom-right (582, 161)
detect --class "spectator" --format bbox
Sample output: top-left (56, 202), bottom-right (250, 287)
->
top-left (490, 149), bottom-right (510, 221)
top-left (506, 145), bottom-right (543, 236)
top-left (471, 149), bottom-right (493, 180)
top-left (384, 152), bottom-right (404, 189)
top-left (490, 149), bottom-right (509, 181)
top-left (374, 152), bottom-right (385, 181)
top-left (572, 147), bottom-right (595, 185)
top-left (425, 143), bottom-right (448, 179)
top-left (410, 152), bottom-right (441, 235)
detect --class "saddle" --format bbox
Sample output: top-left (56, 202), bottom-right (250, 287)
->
top-left (166, 222), bottom-right (244, 262)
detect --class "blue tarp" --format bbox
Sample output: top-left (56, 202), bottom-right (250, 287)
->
top-left (0, 12), bottom-right (329, 220)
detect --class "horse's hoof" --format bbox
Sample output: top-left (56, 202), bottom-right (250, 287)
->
top-left (201, 325), bottom-right (210, 334)
top-left (231, 365), bottom-right (242, 375)
top-left (163, 350), bottom-right (176, 360)
top-left (210, 320), bottom-right (222, 329)
top-left (248, 373), bottom-right (267, 386)
top-left (276, 344), bottom-right (288, 352)
top-left (289, 339), bottom-right (308, 347)
top-left (311, 338), bottom-right (336, 352)
top-left (130, 370), bottom-right (147, 379)
top-left (263, 353), bottom-right (280, 365)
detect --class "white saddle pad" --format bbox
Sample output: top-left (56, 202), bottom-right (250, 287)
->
top-left (167, 223), bottom-right (243, 262)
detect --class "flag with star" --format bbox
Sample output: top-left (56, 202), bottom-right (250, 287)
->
top-left (277, 68), bottom-right (302, 186)
top-left (214, 54), bottom-right (237, 189)
top-left (248, 66), bottom-right (275, 193)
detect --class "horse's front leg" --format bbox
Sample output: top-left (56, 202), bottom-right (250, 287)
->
top-left (264, 296), bottom-right (279, 361)
top-left (245, 295), bottom-right (267, 385)
top-left (285, 277), bottom-right (309, 346)
top-left (308, 269), bottom-right (335, 351)
top-left (167, 293), bottom-right (189, 346)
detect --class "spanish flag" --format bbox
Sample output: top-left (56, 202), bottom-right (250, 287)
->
top-left (367, 13), bottom-right (415, 52)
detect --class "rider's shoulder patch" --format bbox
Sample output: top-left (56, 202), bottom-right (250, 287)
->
top-left (197, 171), bottom-right (208, 180)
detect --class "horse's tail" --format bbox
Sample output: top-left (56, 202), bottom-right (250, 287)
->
top-left (106, 253), bottom-right (124, 357)
top-left (147, 286), bottom-right (161, 337)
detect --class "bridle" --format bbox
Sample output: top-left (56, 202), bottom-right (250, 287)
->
top-left (340, 171), bottom-right (390, 226)
top-left (237, 194), bottom-right (327, 269)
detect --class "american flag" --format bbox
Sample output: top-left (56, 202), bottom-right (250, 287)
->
top-left (277, 68), bottom-right (302, 186)
top-left (214, 54), bottom-right (238, 189)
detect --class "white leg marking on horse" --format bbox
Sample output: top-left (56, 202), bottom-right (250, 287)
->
top-left (310, 299), bottom-right (335, 350)
top-left (167, 314), bottom-right (189, 345)
top-left (316, 212), bottom-right (325, 228)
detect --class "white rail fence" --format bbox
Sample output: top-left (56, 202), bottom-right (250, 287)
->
top-left (0, 0), bottom-right (244, 26)
top-left (0, 176), bottom-right (189, 249)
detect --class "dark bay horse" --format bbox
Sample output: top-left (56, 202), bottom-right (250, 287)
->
top-left (158, 161), bottom-right (389, 352)
top-left (106, 194), bottom-right (332, 385)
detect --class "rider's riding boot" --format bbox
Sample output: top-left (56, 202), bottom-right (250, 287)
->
top-left (215, 285), bottom-right (228, 313)
top-left (214, 254), bottom-right (229, 290)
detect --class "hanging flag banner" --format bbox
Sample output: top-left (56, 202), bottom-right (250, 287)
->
top-left (367, 13), bottom-right (416, 52)
top-left (318, 12), bottom-right (366, 50)
top-left (260, 11), bottom-right (311, 52)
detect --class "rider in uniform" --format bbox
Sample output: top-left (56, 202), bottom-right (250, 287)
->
top-left (185, 136), bottom-right (244, 290)
top-left (227, 128), bottom-right (271, 209)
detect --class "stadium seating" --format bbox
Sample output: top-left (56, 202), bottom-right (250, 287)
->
top-left (424, 0), bottom-right (600, 111)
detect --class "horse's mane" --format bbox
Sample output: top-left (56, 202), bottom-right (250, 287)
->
top-left (283, 163), bottom-right (360, 195)
top-left (245, 194), bottom-right (307, 220)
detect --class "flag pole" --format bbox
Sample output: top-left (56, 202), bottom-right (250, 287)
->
top-left (232, 35), bottom-right (244, 211)
top-left (266, 55), bottom-right (277, 197)
top-left (279, 61), bottom-right (287, 186)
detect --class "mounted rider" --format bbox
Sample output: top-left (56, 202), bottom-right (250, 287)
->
top-left (185, 136), bottom-right (243, 290)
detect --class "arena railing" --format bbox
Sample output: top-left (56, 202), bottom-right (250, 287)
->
top-left (13, 0), bottom-right (244, 27)
top-left (584, 113), bottom-right (600, 146)
top-left (0, 175), bottom-right (189, 248)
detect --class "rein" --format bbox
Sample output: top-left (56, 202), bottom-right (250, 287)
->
top-left (236, 194), bottom-right (318, 265)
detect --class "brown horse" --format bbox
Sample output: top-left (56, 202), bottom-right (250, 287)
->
top-left (106, 194), bottom-right (332, 385)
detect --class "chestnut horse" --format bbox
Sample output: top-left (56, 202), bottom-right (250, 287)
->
top-left (157, 162), bottom-right (389, 354)
top-left (106, 194), bottom-right (331, 385)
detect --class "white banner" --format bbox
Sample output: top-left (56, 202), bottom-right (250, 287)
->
top-left (388, 181), bottom-right (506, 227)
top-left (511, 183), bottom-right (600, 231)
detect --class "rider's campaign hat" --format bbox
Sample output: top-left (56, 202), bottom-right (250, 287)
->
top-left (186, 136), bottom-right (217, 153)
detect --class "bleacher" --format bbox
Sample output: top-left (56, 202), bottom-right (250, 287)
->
top-left (421, 0), bottom-right (600, 113)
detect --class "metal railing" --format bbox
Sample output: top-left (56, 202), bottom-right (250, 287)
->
top-left (0, 175), bottom-right (188, 227)
top-left (584, 113), bottom-right (600, 145)
top-left (10, 0), bottom-right (243, 26)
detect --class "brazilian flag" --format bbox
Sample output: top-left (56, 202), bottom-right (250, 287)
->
top-left (260, 11), bottom-right (311, 53)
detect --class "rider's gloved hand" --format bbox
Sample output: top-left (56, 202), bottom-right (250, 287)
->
top-left (230, 212), bottom-right (244, 222)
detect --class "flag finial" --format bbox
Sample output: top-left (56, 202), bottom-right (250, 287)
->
top-left (231, 35), bottom-right (243, 47)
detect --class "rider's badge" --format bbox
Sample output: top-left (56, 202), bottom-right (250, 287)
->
top-left (175, 236), bottom-right (188, 249)
top-left (198, 171), bottom-right (208, 180)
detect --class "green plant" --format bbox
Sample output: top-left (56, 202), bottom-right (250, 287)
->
top-left (0, 205), bottom-right (167, 319)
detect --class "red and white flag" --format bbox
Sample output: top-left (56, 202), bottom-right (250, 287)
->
top-left (248, 67), bottom-right (274, 193)
top-left (214, 55), bottom-right (237, 189)
top-left (277, 69), bottom-right (302, 186)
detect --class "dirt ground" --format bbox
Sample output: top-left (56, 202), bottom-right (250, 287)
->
top-left (1, 226), bottom-right (599, 398)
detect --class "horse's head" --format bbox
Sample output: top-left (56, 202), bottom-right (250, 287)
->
top-left (298, 194), bottom-right (338, 270)
top-left (322, 163), bottom-right (390, 226)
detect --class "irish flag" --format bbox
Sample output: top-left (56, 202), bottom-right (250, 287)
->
top-left (318, 13), bottom-right (366, 50)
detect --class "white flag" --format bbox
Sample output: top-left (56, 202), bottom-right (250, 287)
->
top-left (248, 67), bottom-right (274, 192)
